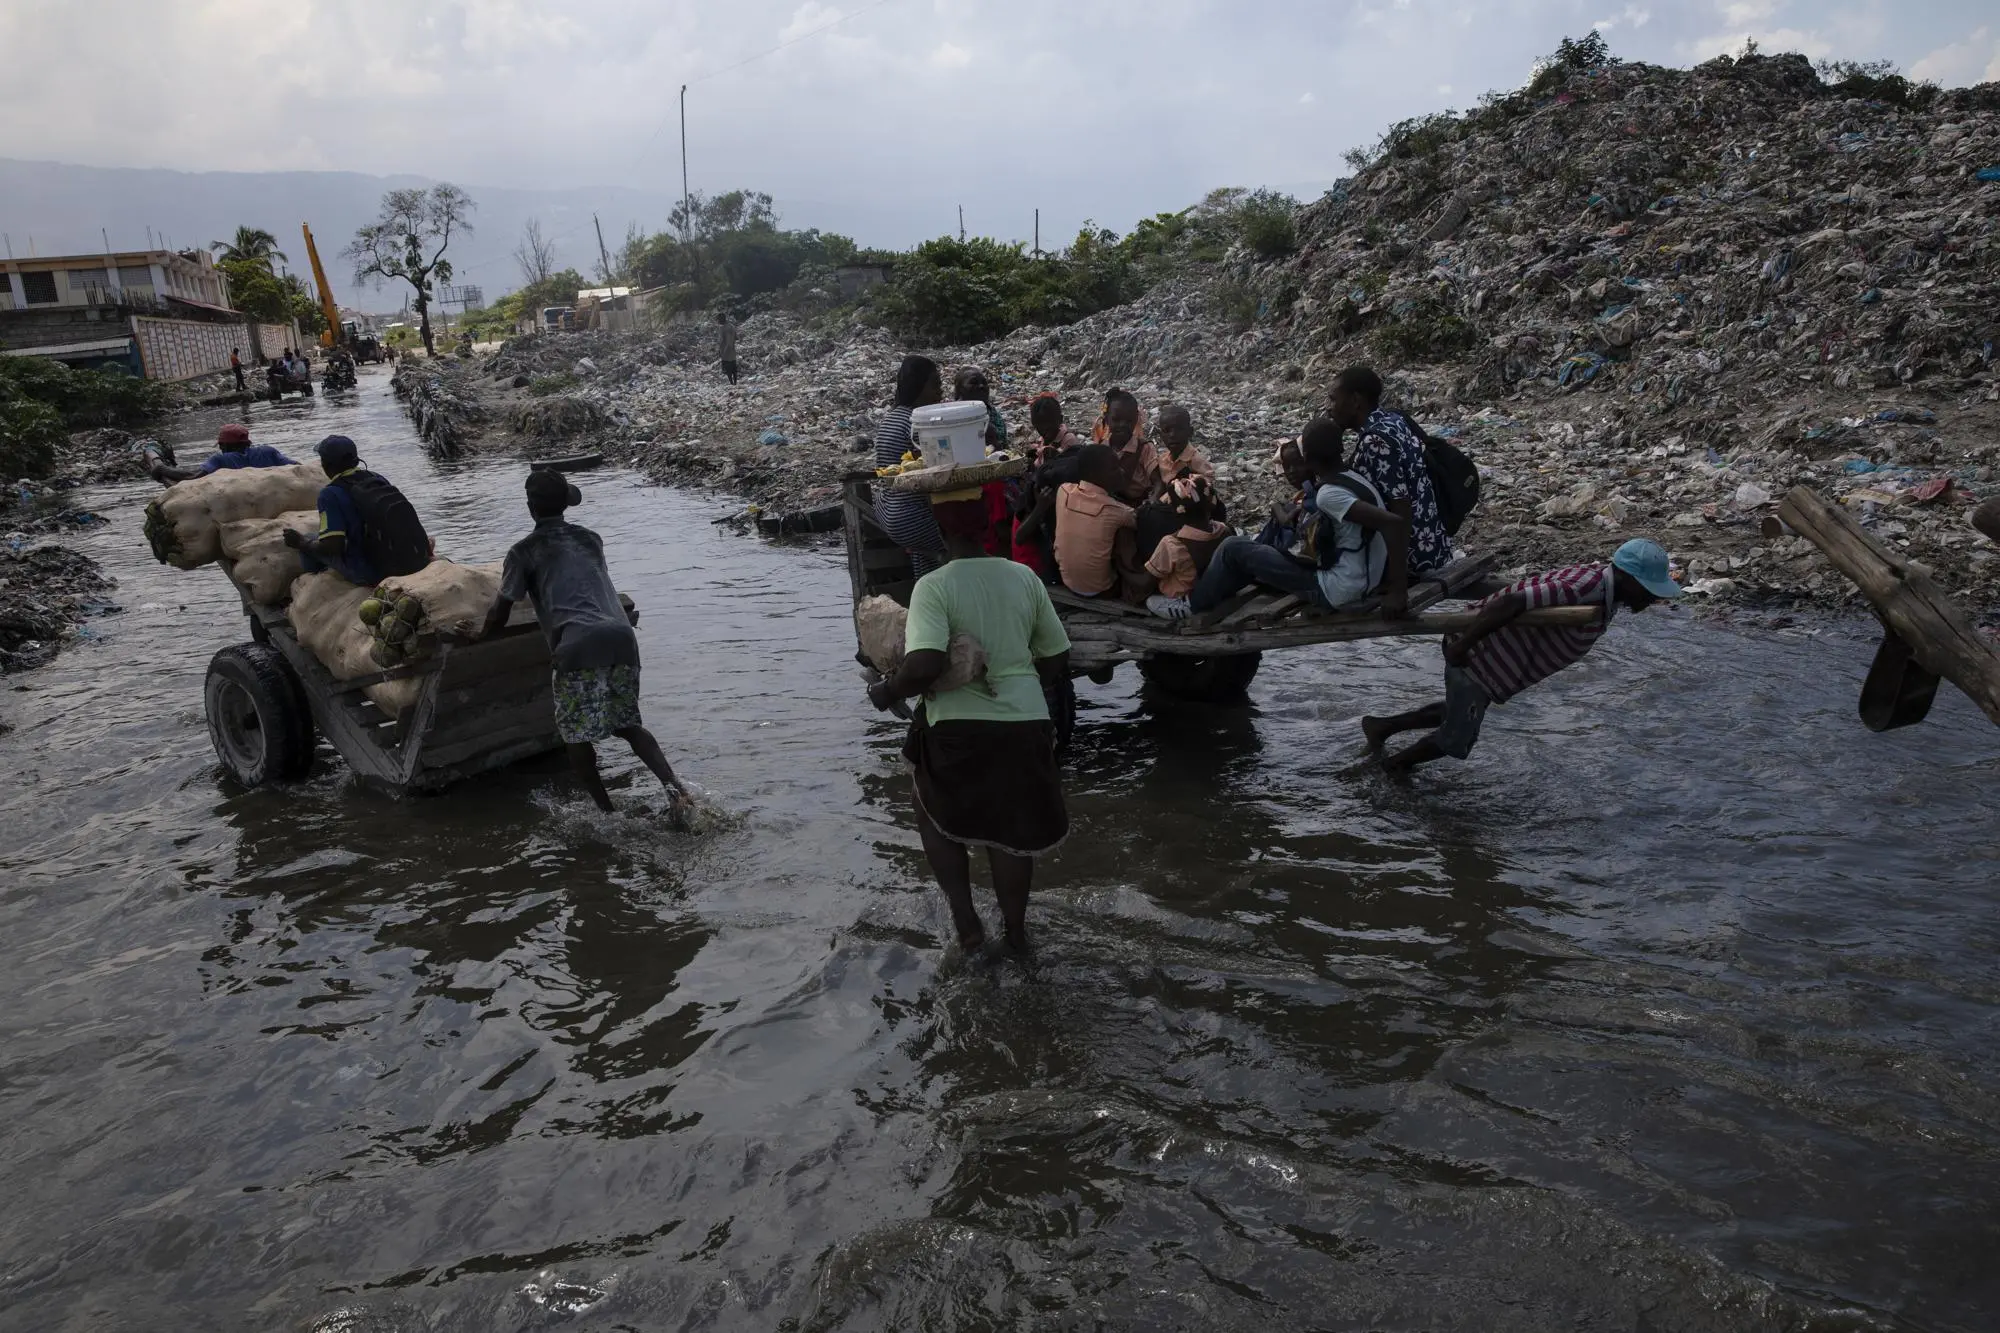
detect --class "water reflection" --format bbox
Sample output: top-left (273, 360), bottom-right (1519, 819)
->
top-left (0, 369), bottom-right (1995, 1330)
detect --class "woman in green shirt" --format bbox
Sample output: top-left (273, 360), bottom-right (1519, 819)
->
top-left (868, 491), bottom-right (1071, 956)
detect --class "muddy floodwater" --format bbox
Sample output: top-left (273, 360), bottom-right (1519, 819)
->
top-left (2, 366), bottom-right (1997, 1332)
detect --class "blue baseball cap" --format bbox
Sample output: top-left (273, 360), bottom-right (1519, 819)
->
top-left (316, 434), bottom-right (358, 469)
top-left (1611, 539), bottom-right (1681, 598)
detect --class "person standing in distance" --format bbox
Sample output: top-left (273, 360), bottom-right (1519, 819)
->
top-left (717, 312), bottom-right (739, 386)
top-left (483, 469), bottom-right (692, 822)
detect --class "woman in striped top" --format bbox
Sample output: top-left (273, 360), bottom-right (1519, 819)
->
top-left (1363, 539), bottom-right (1682, 772)
top-left (873, 356), bottom-right (947, 574)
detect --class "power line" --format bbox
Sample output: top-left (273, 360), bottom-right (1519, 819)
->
top-left (691, 0), bottom-right (903, 86)
top-left (635, 0), bottom-right (905, 160)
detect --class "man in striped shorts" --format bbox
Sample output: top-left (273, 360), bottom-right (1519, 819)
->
top-left (1363, 539), bottom-right (1681, 772)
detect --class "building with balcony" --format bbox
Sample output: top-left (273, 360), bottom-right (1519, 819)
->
top-left (0, 248), bottom-right (295, 380)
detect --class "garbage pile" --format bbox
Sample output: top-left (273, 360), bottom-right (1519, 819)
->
top-left (1210, 51), bottom-right (1997, 606)
top-left (0, 544), bottom-right (114, 675)
top-left (407, 49), bottom-right (2000, 610)
top-left (391, 361), bottom-right (484, 459)
top-left (56, 428), bottom-right (155, 484)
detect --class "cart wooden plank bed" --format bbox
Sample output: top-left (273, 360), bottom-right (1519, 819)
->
top-left (840, 474), bottom-right (1595, 701)
top-left (203, 563), bottom-right (632, 792)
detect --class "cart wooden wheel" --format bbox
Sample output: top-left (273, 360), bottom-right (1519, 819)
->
top-left (205, 643), bottom-right (316, 785)
top-left (1139, 652), bottom-right (1263, 703)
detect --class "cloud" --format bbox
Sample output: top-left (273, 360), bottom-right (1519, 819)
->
top-left (1718, 0), bottom-right (1780, 24)
top-left (780, 2), bottom-right (843, 42)
top-left (1591, 5), bottom-right (1653, 32)
top-left (1687, 25), bottom-right (1835, 61)
top-left (1909, 26), bottom-right (2000, 86)
top-left (4, 0), bottom-right (1997, 281)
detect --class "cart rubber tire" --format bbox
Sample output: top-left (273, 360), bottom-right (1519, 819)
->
top-left (302, 382), bottom-right (314, 398)
top-left (205, 643), bottom-right (315, 785)
top-left (1139, 652), bottom-right (1263, 703)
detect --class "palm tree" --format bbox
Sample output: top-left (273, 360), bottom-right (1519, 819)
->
top-left (212, 226), bottom-right (287, 269)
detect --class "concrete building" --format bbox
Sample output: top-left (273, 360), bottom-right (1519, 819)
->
top-left (0, 248), bottom-right (291, 379)
top-left (0, 248), bottom-right (230, 312)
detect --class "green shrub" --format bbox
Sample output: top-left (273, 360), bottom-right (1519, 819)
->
top-left (1529, 31), bottom-right (1618, 96)
top-left (1370, 297), bottom-right (1483, 362)
top-left (0, 395), bottom-right (65, 479)
top-left (0, 355), bottom-right (171, 479)
top-left (1815, 58), bottom-right (1939, 108)
top-left (528, 372), bottom-right (578, 396)
top-left (1211, 279), bottom-right (1260, 332)
top-left (1232, 190), bottom-right (1298, 258)
top-left (870, 232), bottom-right (1139, 345)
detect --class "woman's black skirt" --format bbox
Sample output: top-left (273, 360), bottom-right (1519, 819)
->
top-left (902, 713), bottom-right (1068, 857)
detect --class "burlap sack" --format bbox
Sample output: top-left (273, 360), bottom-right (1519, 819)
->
top-left (144, 464), bottom-right (326, 568)
top-left (365, 561), bottom-right (504, 668)
top-left (287, 570), bottom-right (423, 719)
top-left (373, 561), bottom-right (504, 637)
top-left (216, 510), bottom-right (316, 606)
top-left (854, 594), bottom-right (987, 694)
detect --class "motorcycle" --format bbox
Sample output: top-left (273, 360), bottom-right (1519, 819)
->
top-left (322, 357), bottom-right (357, 392)
top-left (266, 362), bottom-right (314, 402)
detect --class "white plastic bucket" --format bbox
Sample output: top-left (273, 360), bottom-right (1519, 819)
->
top-left (911, 401), bottom-right (991, 468)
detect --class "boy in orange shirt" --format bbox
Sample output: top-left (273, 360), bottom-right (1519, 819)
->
top-left (1094, 388), bottom-right (1157, 505)
top-left (1152, 405), bottom-right (1214, 494)
top-left (1023, 445), bottom-right (1148, 601)
top-left (1144, 475), bottom-right (1232, 619)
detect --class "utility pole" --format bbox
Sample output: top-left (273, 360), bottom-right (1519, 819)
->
top-left (680, 84), bottom-right (691, 242)
top-left (593, 213), bottom-right (612, 284)
top-left (958, 205), bottom-right (965, 241)
top-left (1034, 209), bottom-right (1039, 257)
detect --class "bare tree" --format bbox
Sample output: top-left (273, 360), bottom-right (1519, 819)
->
top-left (345, 184), bottom-right (475, 356)
top-left (514, 219), bottom-right (556, 289)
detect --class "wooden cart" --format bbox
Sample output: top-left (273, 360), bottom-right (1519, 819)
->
top-left (841, 474), bottom-right (1594, 706)
top-left (201, 567), bottom-right (617, 792)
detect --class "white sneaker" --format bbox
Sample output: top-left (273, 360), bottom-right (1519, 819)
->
top-left (1146, 594), bottom-right (1192, 620)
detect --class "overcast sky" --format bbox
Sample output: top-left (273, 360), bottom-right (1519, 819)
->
top-left (5, 0), bottom-right (1996, 264)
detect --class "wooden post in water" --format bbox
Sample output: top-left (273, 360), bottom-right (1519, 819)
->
top-left (1777, 485), bottom-right (2000, 727)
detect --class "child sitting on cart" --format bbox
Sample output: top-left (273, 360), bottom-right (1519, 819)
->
top-left (1019, 445), bottom-right (1149, 603)
top-left (1012, 395), bottom-right (1083, 580)
top-left (1144, 475), bottom-right (1232, 620)
top-left (1188, 417), bottom-right (1410, 616)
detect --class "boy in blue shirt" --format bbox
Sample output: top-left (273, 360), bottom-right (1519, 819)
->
top-left (284, 435), bottom-right (431, 587)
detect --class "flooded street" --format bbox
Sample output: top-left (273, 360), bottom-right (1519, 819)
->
top-left (2, 366), bottom-right (1997, 1331)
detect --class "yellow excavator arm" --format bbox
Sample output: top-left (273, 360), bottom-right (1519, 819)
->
top-left (302, 223), bottom-right (342, 348)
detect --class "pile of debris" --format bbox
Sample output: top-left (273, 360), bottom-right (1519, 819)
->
top-left (55, 427), bottom-right (153, 484)
top-left (391, 361), bottom-right (485, 459)
top-left (1199, 49), bottom-right (2000, 604)
top-left (402, 50), bottom-right (2000, 610)
top-left (0, 544), bottom-right (115, 674)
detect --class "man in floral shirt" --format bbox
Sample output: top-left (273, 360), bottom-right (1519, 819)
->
top-left (1327, 365), bottom-right (1452, 574)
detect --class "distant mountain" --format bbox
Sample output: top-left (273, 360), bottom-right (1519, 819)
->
top-left (0, 159), bottom-right (684, 312)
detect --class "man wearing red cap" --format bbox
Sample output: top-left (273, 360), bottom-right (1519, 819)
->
top-left (147, 424), bottom-right (294, 485)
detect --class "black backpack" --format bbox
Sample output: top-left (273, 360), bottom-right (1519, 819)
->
top-left (332, 470), bottom-right (431, 577)
top-left (1391, 411), bottom-right (1480, 536)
